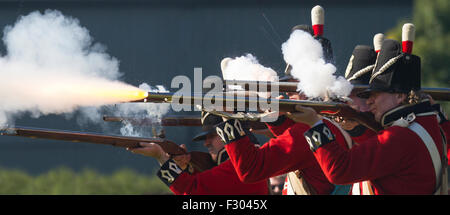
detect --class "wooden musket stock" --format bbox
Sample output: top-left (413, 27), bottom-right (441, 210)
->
top-left (0, 126), bottom-right (216, 172)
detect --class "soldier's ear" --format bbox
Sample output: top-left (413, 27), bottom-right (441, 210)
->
top-left (395, 93), bottom-right (407, 104)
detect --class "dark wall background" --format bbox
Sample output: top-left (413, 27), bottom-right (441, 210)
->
top-left (0, 0), bottom-right (412, 175)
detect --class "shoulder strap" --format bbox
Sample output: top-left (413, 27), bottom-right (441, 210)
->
top-left (351, 181), bottom-right (374, 195)
top-left (351, 182), bottom-right (360, 195)
top-left (286, 171), bottom-right (316, 195)
top-left (408, 122), bottom-right (443, 194)
top-left (438, 128), bottom-right (448, 195)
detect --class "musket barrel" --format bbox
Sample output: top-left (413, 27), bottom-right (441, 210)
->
top-left (224, 80), bottom-right (450, 101)
top-left (421, 87), bottom-right (450, 101)
top-left (104, 115), bottom-right (203, 127)
top-left (132, 91), bottom-right (383, 131)
top-left (0, 126), bottom-right (186, 155)
top-left (103, 115), bottom-right (268, 130)
top-left (139, 91), bottom-right (342, 113)
top-left (223, 80), bottom-right (298, 92)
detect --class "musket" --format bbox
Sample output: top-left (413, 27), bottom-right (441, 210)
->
top-left (222, 80), bottom-right (450, 101)
top-left (103, 115), bottom-right (203, 127)
top-left (103, 115), bottom-right (268, 130)
top-left (130, 91), bottom-right (384, 132)
top-left (0, 126), bottom-right (216, 172)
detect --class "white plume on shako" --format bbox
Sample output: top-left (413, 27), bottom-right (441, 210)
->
top-left (281, 30), bottom-right (353, 99)
top-left (0, 10), bottom-right (151, 128)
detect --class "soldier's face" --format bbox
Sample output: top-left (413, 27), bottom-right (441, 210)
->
top-left (286, 92), bottom-right (307, 100)
top-left (366, 92), bottom-right (406, 122)
top-left (348, 94), bottom-right (370, 112)
top-left (204, 133), bottom-right (225, 161)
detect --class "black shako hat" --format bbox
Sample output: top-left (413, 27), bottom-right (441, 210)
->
top-left (192, 111), bottom-right (223, 142)
top-left (357, 39), bottom-right (421, 98)
top-left (315, 36), bottom-right (334, 64)
top-left (292, 24), bottom-right (314, 35)
top-left (344, 45), bottom-right (377, 85)
top-left (280, 24), bottom-right (314, 81)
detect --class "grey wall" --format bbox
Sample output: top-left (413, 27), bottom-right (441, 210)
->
top-left (0, 0), bottom-right (412, 174)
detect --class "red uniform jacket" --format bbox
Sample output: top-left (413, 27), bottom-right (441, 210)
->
top-left (157, 155), bottom-right (268, 195)
top-left (305, 102), bottom-right (445, 194)
top-left (346, 124), bottom-right (377, 145)
top-left (439, 120), bottom-right (449, 165)
top-left (433, 103), bottom-right (449, 165)
top-left (224, 116), bottom-right (335, 194)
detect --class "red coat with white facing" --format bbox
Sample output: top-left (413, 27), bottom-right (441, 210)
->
top-left (304, 101), bottom-right (445, 194)
top-left (157, 154), bottom-right (268, 195)
top-left (222, 116), bottom-right (335, 194)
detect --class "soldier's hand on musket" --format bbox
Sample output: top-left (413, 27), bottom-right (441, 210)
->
top-left (286, 105), bottom-right (322, 127)
top-left (334, 116), bottom-right (360, 131)
top-left (171, 144), bottom-right (191, 170)
top-left (128, 142), bottom-right (170, 165)
top-left (425, 93), bottom-right (449, 122)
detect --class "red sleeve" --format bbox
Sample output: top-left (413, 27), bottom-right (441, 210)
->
top-left (265, 116), bottom-right (296, 137)
top-left (351, 127), bottom-right (377, 144)
top-left (225, 122), bottom-right (314, 183)
top-left (169, 160), bottom-right (268, 195)
top-left (310, 117), bottom-right (442, 193)
top-left (313, 120), bottom-right (417, 184)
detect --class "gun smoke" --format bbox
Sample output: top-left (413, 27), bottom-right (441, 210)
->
top-left (222, 54), bottom-right (279, 82)
top-left (221, 31), bottom-right (352, 100)
top-left (281, 30), bottom-right (353, 99)
top-left (0, 10), bottom-right (169, 134)
top-left (221, 54), bottom-right (279, 98)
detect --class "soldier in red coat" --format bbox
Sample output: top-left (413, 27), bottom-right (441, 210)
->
top-left (288, 24), bottom-right (447, 195)
top-left (128, 112), bottom-right (268, 195)
top-left (215, 38), bottom-right (381, 195)
top-left (215, 21), bottom-right (338, 195)
top-left (340, 43), bottom-right (379, 143)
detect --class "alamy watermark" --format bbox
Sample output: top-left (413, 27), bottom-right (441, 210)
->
top-left (170, 68), bottom-right (279, 122)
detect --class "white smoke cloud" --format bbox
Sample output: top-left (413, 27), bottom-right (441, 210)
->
top-left (221, 54), bottom-right (279, 98)
top-left (222, 54), bottom-right (279, 82)
top-left (110, 83), bottom-right (170, 137)
top-left (0, 10), bottom-right (148, 128)
top-left (281, 30), bottom-right (353, 99)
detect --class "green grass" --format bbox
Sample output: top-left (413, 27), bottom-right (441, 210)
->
top-left (0, 166), bottom-right (172, 195)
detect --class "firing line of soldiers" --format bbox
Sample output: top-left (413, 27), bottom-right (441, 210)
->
top-left (128, 5), bottom-right (449, 195)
